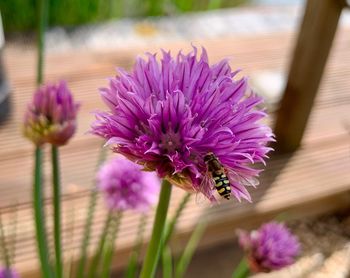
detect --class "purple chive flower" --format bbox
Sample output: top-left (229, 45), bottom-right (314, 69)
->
top-left (23, 80), bottom-right (80, 146)
top-left (238, 222), bottom-right (301, 272)
top-left (97, 157), bottom-right (160, 211)
top-left (0, 268), bottom-right (20, 278)
top-left (91, 47), bottom-right (273, 202)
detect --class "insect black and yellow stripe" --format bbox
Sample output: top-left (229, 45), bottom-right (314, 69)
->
top-left (213, 171), bottom-right (231, 200)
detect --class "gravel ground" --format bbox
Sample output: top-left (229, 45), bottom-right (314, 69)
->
top-left (42, 4), bottom-right (350, 53)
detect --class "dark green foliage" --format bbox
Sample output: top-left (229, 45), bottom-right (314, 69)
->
top-left (0, 0), bottom-right (247, 33)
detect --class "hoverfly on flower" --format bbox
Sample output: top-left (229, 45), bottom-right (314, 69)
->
top-left (204, 152), bottom-right (231, 200)
top-left (199, 152), bottom-right (259, 202)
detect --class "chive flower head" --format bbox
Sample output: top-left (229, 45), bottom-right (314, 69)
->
top-left (23, 80), bottom-right (79, 146)
top-left (97, 157), bottom-right (160, 211)
top-left (91, 47), bottom-right (273, 202)
top-left (238, 221), bottom-right (301, 272)
top-left (0, 267), bottom-right (20, 278)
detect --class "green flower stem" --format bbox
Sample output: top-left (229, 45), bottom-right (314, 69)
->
top-left (163, 193), bottom-right (191, 245)
top-left (140, 179), bottom-right (172, 278)
top-left (51, 145), bottom-right (62, 278)
top-left (232, 258), bottom-right (250, 278)
top-left (88, 211), bottom-right (113, 278)
top-left (101, 211), bottom-right (123, 278)
top-left (37, 0), bottom-right (48, 85)
top-left (125, 213), bottom-right (148, 278)
top-left (161, 246), bottom-right (173, 278)
top-left (33, 147), bottom-right (52, 278)
top-left (76, 147), bottom-right (107, 278)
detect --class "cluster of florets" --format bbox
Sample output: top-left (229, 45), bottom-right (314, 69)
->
top-left (92, 47), bottom-right (273, 202)
top-left (97, 157), bottom-right (160, 212)
top-left (238, 221), bottom-right (301, 272)
top-left (23, 80), bottom-right (79, 146)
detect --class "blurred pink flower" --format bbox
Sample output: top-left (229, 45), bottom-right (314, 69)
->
top-left (97, 157), bottom-right (160, 212)
top-left (238, 221), bottom-right (300, 272)
top-left (0, 267), bottom-right (20, 278)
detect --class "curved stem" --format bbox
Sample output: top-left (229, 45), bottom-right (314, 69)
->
top-left (175, 221), bottom-right (207, 278)
top-left (76, 147), bottom-right (107, 278)
top-left (100, 211), bottom-right (123, 278)
top-left (0, 215), bottom-right (11, 268)
top-left (37, 0), bottom-right (48, 85)
top-left (163, 193), bottom-right (191, 245)
top-left (52, 146), bottom-right (62, 278)
top-left (232, 258), bottom-right (250, 278)
top-left (140, 179), bottom-right (172, 278)
top-left (33, 147), bottom-right (52, 277)
top-left (88, 211), bottom-right (113, 278)
top-left (125, 213), bottom-right (148, 278)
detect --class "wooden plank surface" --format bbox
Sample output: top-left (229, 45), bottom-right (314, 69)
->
top-left (274, 0), bottom-right (345, 152)
top-left (0, 26), bottom-right (350, 277)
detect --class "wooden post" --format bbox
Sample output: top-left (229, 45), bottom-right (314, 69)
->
top-left (274, 0), bottom-right (345, 153)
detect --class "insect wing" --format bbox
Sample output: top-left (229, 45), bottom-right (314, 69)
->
top-left (225, 168), bottom-right (256, 202)
top-left (195, 172), bottom-right (215, 205)
top-left (226, 168), bottom-right (259, 188)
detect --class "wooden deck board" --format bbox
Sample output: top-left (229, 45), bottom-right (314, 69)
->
top-left (1, 28), bottom-right (350, 277)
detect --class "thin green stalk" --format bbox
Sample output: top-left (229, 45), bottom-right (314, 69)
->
top-left (101, 211), bottom-right (123, 278)
top-left (10, 205), bottom-right (18, 265)
top-left (232, 258), bottom-right (250, 278)
top-left (163, 193), bottom-right (191, 245)
top-left (65, 195), bottom-right (76, 278)
top-left (175, 221), bottom-right (207, 278)
top-left (88, 211), bottom-right (113, 278)
top-left (37, 0), bottom-right (48, 85)
top-left (0, 215), bottom-right (11, 268)
top-left (52, 145), bottom-right (63, 278)
top-left (76, 147), bottom-right (107, 278)
top-left (33, 147), bottom-right (52, 278)
top-left (140, 179), bottom-right (172, 278)
top-left (161, 246), bottom-right (173, 278)
top-left (125, 213), bottom-right (148, 278)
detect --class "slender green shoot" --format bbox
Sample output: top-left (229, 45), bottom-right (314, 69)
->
top-left (0, 214), bottom-right (11, 268)
top-left (88, 210), bottom-right (113, 278)
top-left (10, 205), bottom-right (18, 265)
top-left (125, 213), bottom-right (148, 278)
top-left (52, 145), bottom-right (63, 278)
top-left (37, 0), bottom-right (48, 85)
top-left (232, 258), bottom-right (250, 278)
top-left (100, 211), bottom-right (123, 278)
top-left (162, 246), bottom-right (173, 278)
top-left (140, 179), bottom-right (172, 278)
top-left (175, 221), bottom-right (207, 278)
top-left (163, 193), bottom-right (191, 245)
top-left (76, 147), bottom-right (107, 278)
top-left (33, 147), bottom-right (52, 277)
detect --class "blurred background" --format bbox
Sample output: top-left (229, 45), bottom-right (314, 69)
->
top-left (0, 0), bottom-right (350, 277)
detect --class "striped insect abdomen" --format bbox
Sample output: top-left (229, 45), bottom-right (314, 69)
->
top-left (212, 171), bottom-right (231, 200)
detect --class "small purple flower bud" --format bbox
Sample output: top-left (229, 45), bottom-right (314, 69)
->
top-left (238, 221), bottom-right (301, 273)
top-left (0, 267), bottom-right (20, 278)
top-left (91, 47), bottom-right (274, 202)
top-left (23, 80), bottom-right (80, 146)
top-left (97, 157), bottom-right (160, 212)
